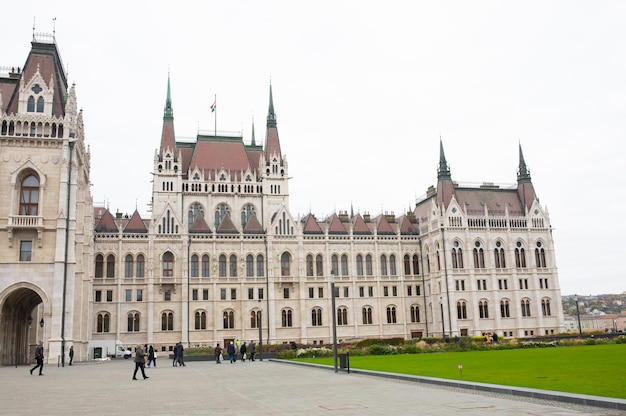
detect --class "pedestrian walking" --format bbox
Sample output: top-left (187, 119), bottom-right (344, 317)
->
top-left (215, 343), bottom-right (222, 364)
top-left (69, 345), bottom-right (74, 366)
top-left (249, 340), bottom-right (256, 361)
top-left (240, 342), bottom-right (247, 362)
top-left (174, 341), bottom-right (185, 366)
top-left (172, 343), bottom-right (179, 366)
top-left (227, 341), bottom-right (236, 363)
top-left (147, 345), bottom-right (157, 367)
top-left (30, 340), bottom-right (44, 376)
top-left (132, 345), bottom-right (149, 380)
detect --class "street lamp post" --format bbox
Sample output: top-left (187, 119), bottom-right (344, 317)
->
top-left (574, 295), bottom-right (582, 338)
top-left (258, 309), bottom-right (263, 361)
top-left (331, 272), bottom-right (338, 373)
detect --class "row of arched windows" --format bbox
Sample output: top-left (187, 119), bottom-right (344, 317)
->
top-left (456, 298), bottom-right (552, 320)
top-left (1, 120), bottom-right (64, 138)
top-left (450, 240), bottom-right (548, 270)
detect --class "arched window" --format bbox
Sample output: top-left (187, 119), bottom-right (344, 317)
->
top-left (473, 241), bottom-right (485, 268)
top-left (219, 254), bottom-right (227, 277)
top-left (281, 309), bottom-right (293, 327)
top-left (404, 254), bottom-right (411, 275)
top-left (500, 300), bottom-right (511, 318)
top-left (127, 312), bottom-right (140, 332)
top-left (246, 255), bottom-right (254, 277)
top-left (281, 252), bottom-right (291, 276)
top-left (337, 307), bottom-right (348, 326)
top-left (386, 306), bottom-right (397, 323)
top-left (341, 254), bottom-right (349, 276)
top-left (241, 204), bottom-right (255, 228)
top-left (95, 254), bottom-right (104, 278)
top-left (106, 254), bottom-right (115, 278)
top-left (541, 299), bottom-right (551, 316)
top-left (389, 255), bottom-right (397, 276)
top-left (365, 254), bottom-right (373, 276)
top-left (412, 254), bottom-right (420, 275)
top-left (136, 254), bottom-right (145, 278)
top-left (27, 96), bottom-right (35, 112)
top-left (356, 254), bottom-right (364, 276)
top-left (494, 242), bottom-right (506, 268)
top-left (202, 255), bottom-right (210, 277)
top-left (451, 241), bottom-right (464, 269)
top-left (315, 254), bottom-right (323, 276)
top-left (19, 174), bottom-right (40, 215)
top-left (331, 254), bottom-right (339, 276)
top-left (479, 300), bottom-right (489, 319)
top-left (214, 203), bottom-right (230, 228)
top-left (515, 242), bottom-right (527, 268)
top-left (97, 313), bottom-right (110, 332)
top-left (229, 255), bottom-right (237, 277)
top-left (161, 311), bottom-right (174, 330)
top-left (410, 305), bottom-right (420, 322)
top-left (256, 255), bottom-right (264, 277)
top-left (195, 311), bottom-right (207, 330)
top-left (223, 311), bottom-right (235, 329)
top-left (36, 96), bottom-right (44, 113)
top-left (362, 307), bottom-right (373, 324)
top-left (457, 301), bottom-right (467, 319)
top-left (250, 311), bottom-right (260, 328)
top-left (188, 203), bottom-right (204, 229)
top-left (521, 299), bottom-right (531, 317)
top-left (191, 254), bottom-right (199, 277)
top-left (162, 252), bottom-right (174, 277)
top-left (125, 254), bottom-right (134, 278)
top-left (306, 255), bottom-right (314, 277)
top-left (380, 255), bottom-right (388, 276)
top-left (535, 242), bottom-right (547, 268)
top-left (311, 308), bottom-right (322, 326)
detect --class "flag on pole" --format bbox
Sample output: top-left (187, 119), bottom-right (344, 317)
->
top-left (210, 99), bottom-right (216, 113)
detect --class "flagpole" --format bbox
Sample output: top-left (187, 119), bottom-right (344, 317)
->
top-left (214, 94), bottom-right (217, 137)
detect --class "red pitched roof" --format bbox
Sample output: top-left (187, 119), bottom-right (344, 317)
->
top-left (188, 136), bottom-right (251, 181)
top-left (351, 214), bottom-right (372, 235)
top-left (327, 214), bottom-right (348, 235)
top-left (243, 214), bottom-right (264, 234)
top-left (398, 215), bottom-right (418, 235)
top-left (302, 214), bottom-right (324, 234)
top-left (95, 209), bottom-right (118, 233)
top-left (375, 215), bottom-right (396, 235)
top-left (216, 214), bottom-right (239, 234)
top-left (189, 214), bottom-right (212, 234)
top-left (123, 210), bottom-right (148, 233)
top-left (5, 42), bottom-right (67, 118)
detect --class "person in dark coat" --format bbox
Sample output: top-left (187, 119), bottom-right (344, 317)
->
top-left (132, 345), bottom-right (149, 380)
top-left (69, 345), bottom-right (74, 366)
top-left (227, 341), bottom-right (236, 363)
top-left (240, 342), bottom-right (247, 362)
top-left (30, 340), bottom-right (44, 376)
top-left (147, 345), bottom-right (156, 367)
top-left (249, 340), bottom-right (256, 361)
top-left (215, 343), bottom-right (222, 364)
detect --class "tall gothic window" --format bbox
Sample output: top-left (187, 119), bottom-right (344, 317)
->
top-left (162, 252), bottom-right (174, 277)
top-left (20, 174), bottom-right (40, 215)
top-left (281, 252), bottom-right (291, 276)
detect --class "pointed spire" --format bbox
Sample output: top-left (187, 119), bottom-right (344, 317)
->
top-left (437, 138), bottom-right (451, 180)
top-left (267, 83), bottom-right (277, 128)
top-left (251, 118), bottom-right (256, 146)
top-left (164, 70), bottom-right (173, 120)
top-left (517, 142), bottom-right (531, 181)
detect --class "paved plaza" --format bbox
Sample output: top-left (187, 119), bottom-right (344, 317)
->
top-left (1, 358), bottom-right (624, 415)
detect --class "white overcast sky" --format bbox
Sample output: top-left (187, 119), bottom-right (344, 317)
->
top-left (3, 1), bottom-right (625, 296)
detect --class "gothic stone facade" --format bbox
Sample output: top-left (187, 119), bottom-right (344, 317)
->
top-left (1, 38), bottom-right (564, 364)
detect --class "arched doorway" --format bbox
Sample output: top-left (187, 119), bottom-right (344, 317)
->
top-left (0, 287), bottom-right (44, 365)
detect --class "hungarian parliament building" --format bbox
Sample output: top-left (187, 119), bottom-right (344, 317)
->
top-left (0, 36), bottom-right (564, 364)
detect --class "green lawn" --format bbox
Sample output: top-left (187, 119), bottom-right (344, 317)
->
top-left (296, 344), bottom-right (626, 398)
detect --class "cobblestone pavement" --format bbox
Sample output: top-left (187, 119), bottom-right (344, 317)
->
top-left (1, 359), bottom-right (624, 415)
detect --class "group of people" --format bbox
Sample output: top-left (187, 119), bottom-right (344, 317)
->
top-left (172, 341), bottom-right (185, 367)
top-left (214, 339), bottom-right (257, 364)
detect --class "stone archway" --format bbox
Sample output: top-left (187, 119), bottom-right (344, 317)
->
top-left (0, 287), bottom-right (43, 365)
